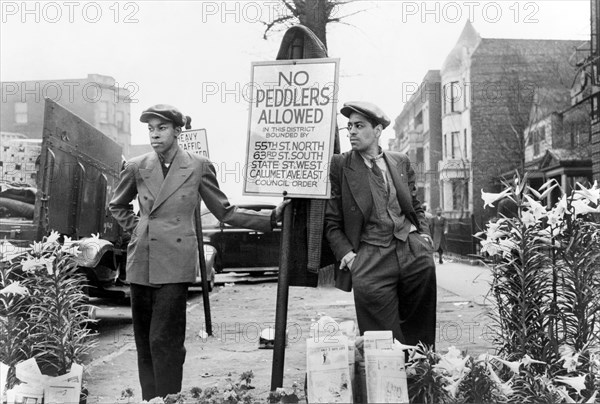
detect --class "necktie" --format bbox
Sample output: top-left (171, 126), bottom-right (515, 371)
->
top-left (371, 158), bottom-right (384, 180)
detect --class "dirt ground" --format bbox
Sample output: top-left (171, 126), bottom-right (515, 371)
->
top-left (84, 279), bottom-right (494, 403)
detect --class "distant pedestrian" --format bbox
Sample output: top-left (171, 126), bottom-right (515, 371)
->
top-left (431, 208), bottom-right (448, 264)
top-left (422, 202), bottom-right (434, 232)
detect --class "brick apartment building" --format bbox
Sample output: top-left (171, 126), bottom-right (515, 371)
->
top-left (391, 22), bottom-right (587, 228)
top-left (390, 70), bottom-right (442, 211)
top-left (0, 74), bottom-right (132, 158)
top-left (523, 63), bottom-right (593, 205)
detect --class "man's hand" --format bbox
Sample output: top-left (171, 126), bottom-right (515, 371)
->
top-left (421, 234), bottom-right (434, 248)
top-left (340, 251), bottom-right (356, 271)
top-left (273, 199), bottom-right (291, 224)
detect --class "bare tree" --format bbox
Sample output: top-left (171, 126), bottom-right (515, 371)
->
top-left (262, 0), bottom-right (363, 49)
top-left (491, 45), bottom-right (576, 177)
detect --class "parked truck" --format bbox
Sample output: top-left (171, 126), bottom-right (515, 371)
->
top-left (0, 99), bottom-right (215, 298)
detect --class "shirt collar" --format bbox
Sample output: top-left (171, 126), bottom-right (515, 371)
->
top-left (359, 147), bottom-right (384, 166)
top-left (158, 147), bottom-right (178, 167)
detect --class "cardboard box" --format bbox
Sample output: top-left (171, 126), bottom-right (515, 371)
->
top-left (6, 359), bottom-right (83, 404)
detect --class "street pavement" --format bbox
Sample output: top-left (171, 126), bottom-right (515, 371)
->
top-left (84, 259), bottom-right (496, 402)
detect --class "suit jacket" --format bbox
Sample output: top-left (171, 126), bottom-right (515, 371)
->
top-left (324, 150), bottom-right (431, 289)
top-left (109, 147), bottom-right (272, 285)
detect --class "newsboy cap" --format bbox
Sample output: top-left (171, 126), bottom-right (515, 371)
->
top-left (341, 101), bottom-right (391, 129)
top-left (140, 104), bottom-right (191, 129)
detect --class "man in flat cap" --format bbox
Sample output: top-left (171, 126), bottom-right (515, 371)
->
top-left (325, 101), bottom-right (437, 348)
top-left (109, 104), bottom-right (286, 399)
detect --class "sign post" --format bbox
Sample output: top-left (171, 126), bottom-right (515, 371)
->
top-left (178, 129), bottom-right (212, 336)
top-left (242, 57), bottom-right (339, 391)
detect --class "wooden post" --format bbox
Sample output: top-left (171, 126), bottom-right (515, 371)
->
top-left (270, 200), bottom-right (293, 390)
top-left (270, 34), bottom-right (305, 392)
top-left (195, 207), bottom-right (212, 336)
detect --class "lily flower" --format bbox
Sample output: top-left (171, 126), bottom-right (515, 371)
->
top-left (554, 374), bottom-right (587, 396)
top-left (573, 180), bottom-right (599, 204)
top-left (490, 356), bottom-right (522, 374)
top-left (485, 362), bottom-right (513, 396)
top-left (521, 354), bottom-right (546, 367)
top-left (392, 340), bottom-right (417, 352)
top-left (29, 241), bottom-right (44, 258)
top-left (521, 211), bottom-right (538, 228)
top-left (498, 239), bottom-right (518, 258)
top-left (408, 351), bottom-right (427, 361)
top-left (45, 230), bottom-right (61, 245)
top-left (481, 189), bottom-right (511, 209)
top-left (0, 281), bottom-right (29, 296)
top-left (434, 349), bottom-right (469, 376)
top-left (536, 178), bottom-right (560, 200)
top-left (443, 376), bottom-right (462, 398)
top-left (547, 195), bottom-right (568, 227)
top-left (523, 195), bottom-right (547, 221)
top-left (484, 220), bottom-right (509, 241)
top-left (0, 240), bottom-right (23, 262)
top-left (21, 256), bottom-right (55, 275)
top-left (480, 239), bottom-right (504, 257)
top-left (571, 199), bottom-right (600, 217)
top-left (560, 345), bottom-right (581, 372)
top-left (61, 236), bottom-right (80, 255)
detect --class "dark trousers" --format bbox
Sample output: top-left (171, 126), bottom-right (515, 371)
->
top-left (130, 283), bottom-right (188, 400)
top-left (437, 247), bottom-right (444, 263)
top-left (351, 232), bottom-right (437, 348)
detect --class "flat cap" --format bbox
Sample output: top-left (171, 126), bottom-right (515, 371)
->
top-left (341, 101), bottom-right (390, 129)
top-left (140, 104), bottom-right (191, 129)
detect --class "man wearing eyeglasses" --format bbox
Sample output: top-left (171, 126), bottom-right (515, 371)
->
top-left (324, 101), bottom-right (437, 348)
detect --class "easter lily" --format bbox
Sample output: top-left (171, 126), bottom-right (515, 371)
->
top-left (555, 374), bottom-right (587, 396)
top-left (481, 189), bottom-right (511, 209)
top-left (0, 281), bottom-right (29, 296)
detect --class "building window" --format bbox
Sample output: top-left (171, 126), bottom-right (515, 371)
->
top-left (15, 102), bottom-right (28, 124)
top-left (451, 131), bottom-right (461, 159)
top-left (423, 104), bottom-right (429, 132)
top-left (452, 180), bottom-right (468, 211)
top-left (463, 129), bottom-right (467, 157)
top-left (444, 81), bottom-right (461, 114)
top-left (531, 126), bottom-right (546, 156)
top-left (415, 111), bottom-right (423, 129)
top-left (444, 134), bottom-right (447, 158)
top-left (593, 94), bottom-right (600, 123)
top-left (116, 110), bottom-right (124, 130)
top-left (99, 101), bottom-right (109, 123)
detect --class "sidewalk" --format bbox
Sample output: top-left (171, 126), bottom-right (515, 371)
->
top-left (85, 261), bottom-right (495, 402)
top-left (435, 257), bottom-right (492, 306)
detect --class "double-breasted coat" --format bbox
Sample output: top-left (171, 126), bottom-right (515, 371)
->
top-left (109, 147), bottom-right (272, 285)
top-left (324, 150), bottom-right (432, 288)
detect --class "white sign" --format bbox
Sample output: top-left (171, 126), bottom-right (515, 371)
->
top-left (178, 128), bottom-right (209, 158)
top-left (244, 58), bottom-right (339, 199)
